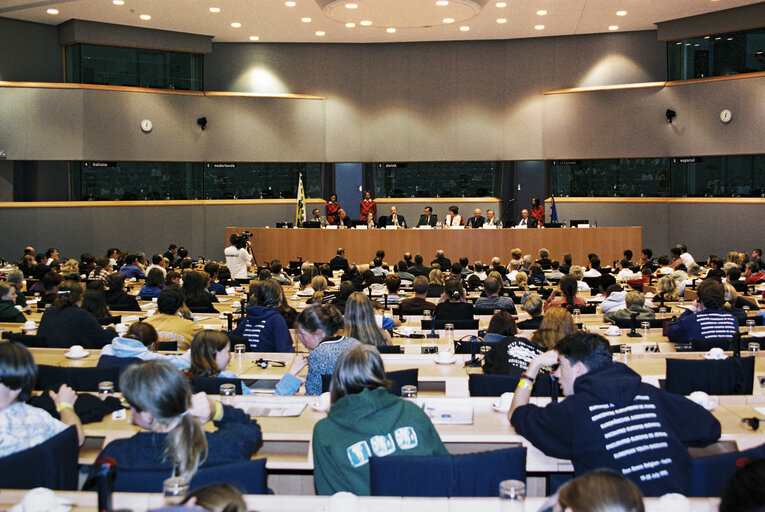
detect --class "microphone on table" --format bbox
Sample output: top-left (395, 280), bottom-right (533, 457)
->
top-left (627, 312), bottom-right (641, 338)
top-left (93, 457), bottom-right (116, 512)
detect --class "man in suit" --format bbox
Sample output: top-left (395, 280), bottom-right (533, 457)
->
top-left (431, 250), bottom-right (451, 270)
top-left (408, 253), bottom-right (431, 277)
top-left (484, 209), bottom-right (499, 227)
top-left (378, 205), bottom-right (406, 228)
top-left (311, 208), bottom-right (329, 227)
top-left (466, 208), bottom-right (485, 228)
top-left (416, 206), bottom-right (438, 227)
top-left (329, 248), bottom-right (349, 271)
top-left (516, 209), bottom-right (537, 228)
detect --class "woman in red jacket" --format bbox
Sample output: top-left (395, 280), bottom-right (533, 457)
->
top-left (325, 194), bottom-right (340, 224)
top-left (359, 190), bottom-right (376, 221)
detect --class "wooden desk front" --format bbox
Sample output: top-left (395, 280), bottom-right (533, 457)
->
top-left (226, 227), bottom-right (642, 268)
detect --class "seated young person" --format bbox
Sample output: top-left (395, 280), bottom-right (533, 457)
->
top-left (143, 287), bottom-right (204, 350)
top-left (398, 276), bottom-right (436, 314)
top-left (433, 280), bottom-right (474, 320)
top-left (516, 294), bottom-right (544, 330)
top-left (182, 271), bottom-right (219, 313)
top-left (603, 291), bottom-right (655, 324)
top-left (104, 272), bottom-right (141, 312)
top-left (37, 280), bottom-right (118, 349)
top-left (554, 469), bottom-right (645, 512)
top-left (667, 279), bottom-right (739, 344)
top-left (189, 331), bottom-right (250, 394)
top-left (0, 282), bottom-right (26, 323)
top-left (312, 344), bottom-right (448, 495)
top-left (543, 275), bottom-right (587, 312)
top-left (275, 304), bottom-right (360, 396)
top-left (137, 268), bottom-right (165, 299)
top-left (97, 359), bottom-right (262, 480)
top-left (0, 342), bottom-right (85, 457)
top-left (100, 322), bottom-right (189, 370)
top-left (344, 292), bottom-right (393, 347)
top-left (203, 262), bottom-right (228, 296)
top-left (229, 278), bottom-right (293, 352)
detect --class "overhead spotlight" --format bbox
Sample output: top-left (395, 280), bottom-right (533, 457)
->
top-left (197, 117), bottom-right (208, 130)
top-left (665, 109), bottom-right (676, 123)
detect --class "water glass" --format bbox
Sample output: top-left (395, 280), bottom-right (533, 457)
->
top-left (499, 479), bottom-right (526, 500)
top-left (219, 383), bottom-right (236, 405)
top-left (620, 344), bottom-right (632, 361)
top-left (641, 321), bottom-right (650, 339)
top-left (98, 380), bottom-right (114, 399)
top-left (747, 319), bottom-right (756, 335)
top-left (445, 323), bottom-right (455, 344)
top-left (573, 308), bottom-right (581, 322)
top-left (401, 385), bottom-right (418, 399)
top-left (163, 476), bottom-right (189, 505)
top-left (234, 343), bottom-right (246, 357)
top-left (678, 297), bottom-right (685, 307)
top-left (743, 305), bottom-right (751, 313)
top-left (423, 309), bottom-right (432, 320)
top-left (658, 307), bottom-right (667, 319)
top-left (748, 342), bottom-right (760, 353)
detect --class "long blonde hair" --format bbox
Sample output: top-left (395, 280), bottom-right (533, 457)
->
top-left (531, 306), bottom-right (577, 349)
top-left (120, 360), bottom-right (208, 479)
top-left (311, 275), bottom-right (328, 303)
top-left (343, 292), bottom-right (388, 347)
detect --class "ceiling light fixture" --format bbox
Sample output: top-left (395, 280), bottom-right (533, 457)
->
top-left (386, 27), bottom-right (396, 33)
top-left (443, 17), bottom-right (455, 23)
top-left (285, 1), bottom-right (296, 5)
top-left (536, 10), bottom-right (547, 15)
top-left (231, 22), bottom-right (241, 28)
top-left (46, 8), bottom-right (58, 14)
top-left (496, 2), bottom-right (507, 7)
top-left (316, 30), bottom-right (325, 36)
top-left (436, 0), bottom-right (449, 5)
top-left (616, 10), bottom-right (627, 16)
top-left (460, 25), bottom-right (469, 31)
top-left (209, 7), bottom-right (221, 13)
top-left (346, 22), bottom-right (355, 27)
top-left (112, 0), bottom-right (124, 5)
top-left (608, 25), bottom-right (619, 30)
top-left (496, 18), bottom-right (507, 23)
top-left (535, 25), bottom-right (544, 30)
top-left (360, 20), bottom-right (372, 26)
top-left (301, 17), bottom-right (312, 22)
top-left (249, 35), bottom-right (260, 41)
top-left (345, 3), bottom-right (358, 8)
top-left (139, 14), bottom-right (151, 20)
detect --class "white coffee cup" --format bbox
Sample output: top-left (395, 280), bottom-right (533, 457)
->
top-left (436, 350), bottom-right (454, 363)
top-left (499, 392), bottom-right (513, 410)
top-left (606, 326), bottom-right (621, 336)
top-left (23, 320), bottom-right (36, 330)
top-left (706, 347), bottom-right (726, 360)
top-left (688, 391), bottom-right (713, 409)
top-left (317, 392), bottom-right (331, 412)
top-left (68, 345), bottom-right (86, 356)
top-left (115, 323), bottom-right (129, 336)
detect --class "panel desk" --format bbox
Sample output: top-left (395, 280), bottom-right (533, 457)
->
top-left (226, 226), bottom-right (642, 269)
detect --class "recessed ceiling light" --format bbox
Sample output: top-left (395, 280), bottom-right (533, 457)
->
top-left (714, 36), bottom-right (721, 40)
top-left (727, 37), bottom-right (733, 40)
top-left (346, 22), bottom-right (356, 28)
top-left (209, 7), bottom-right (221, 13)
top-left (496, 18), bottom-right (507, 23)
top-left (345, 2), bottom-right (358, 8)
top-left (285, 1), bottom-right (296, 5)
top-left (315, 30), bottom-right (325, 36)
top-left (675, 42), bottom-right (682, 45)
top-left (46, 8), bottom-right (58, 14)
top-left (112, 0), bottom-right (124, 5)
top-left (608, 25), bottom-right (619, 31)
top-left (616, 10), bottom-right (627, 16)
top-left (694, 43), bottom-right (700, 46)
top-left (496, 2), bottom-right (507, 7)
top-left (360, 20), bottom-right (372, 26)
top-left (301, 17), bottom-right (312, 22)
top-left (139, 14), bottom-right (151, 20)
top-left (536, 10), bottom-right (547, 16)
top-left (459, 25), bottom-right (470, 31)
top-left (231, 22), bottom-right (241, 28)
top-left (703, 36), bottom-right (710, 39)
top-left (436, 0), bottom-right (449, 5)
top-left (443, 17), bottom-right (455, 23)
top-left (386, 27), bottom-right (396, 33)
top-left (535, 25), bottom-right (544, 30)
top-left (685, 42), bottom-right (691, 46)
top-left (249, 35), bottom-right (259, 41)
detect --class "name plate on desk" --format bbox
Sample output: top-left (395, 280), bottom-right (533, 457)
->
top-left (450, 225), bottom-right (465, 230)
top-left (355, 225), bottom-right (368, 229)
top-left (385, 225), bottom-right (398, 230)
top-left (418, 225), bottom-right (432, 229)
top-left (325, 225), bottom-right (338, 229)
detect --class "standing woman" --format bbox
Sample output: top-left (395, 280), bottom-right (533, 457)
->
top-left (312, 344), bottom-right (448, 495)
top-left (360, 190), bottom-right (376, 221)
top-left (325, 193), bottom-right (340, 224)
top-left (530, 197), bottom-right (545, 227)
top-left (97, 359), bottom-right (261, 480)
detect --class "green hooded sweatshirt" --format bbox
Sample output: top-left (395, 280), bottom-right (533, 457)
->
top-left (312, 386), bottom-right (448, 495)
top-left (0, 299), bottom-right (25, 323)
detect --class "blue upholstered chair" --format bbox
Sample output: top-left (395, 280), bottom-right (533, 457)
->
top-left (0, 425), bottom-right (79, 490)
top-left (665, 356), bottom-right (754, 395)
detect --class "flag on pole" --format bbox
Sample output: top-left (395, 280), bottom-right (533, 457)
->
top-left (550, 195), bottom-right (558, 223)
top-left (295, 173), bottom-right (306, 227)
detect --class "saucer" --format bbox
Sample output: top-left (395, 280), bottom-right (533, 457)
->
top-left (702, 353), bottom-right (727, 360)
top-left (434, 356), bottom-right (456, 365)
top-left (605, 330), bottom-right (622, 336)
top-left (310, 401), bottom-right (330, 413)
top-left (491, 402), bottom-right (510, 413)
top-left (65, 350), bottom-right (89, 359)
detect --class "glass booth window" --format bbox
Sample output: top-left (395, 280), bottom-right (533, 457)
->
top-left (375, 162), bottom-right (499, 198)
top-left (65, 43), bottom-right (203, 91)
top-left (667, 27), bottom-right (765, 81)
top-left (202, 163), bottom-right (322, 199)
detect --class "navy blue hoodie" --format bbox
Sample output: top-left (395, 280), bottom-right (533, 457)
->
top-left (511, 362), bottom-right (720, 496)
top-left (230, 305), bottom-right (293, 352)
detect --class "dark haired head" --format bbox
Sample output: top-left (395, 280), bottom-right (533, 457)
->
top-left (157, 287), bottom-right (185, 315)
top-left (443, 279), bottom-right (464, 301)
top-left (642, 248), bottom-right (653, 259)
top-left (414, 253), bottom-right (424, 265)
top-left (296, 304), bottom-right (344, 339)
top-left (698, 279), bottom-right (725, 310)
top-left (0, 342), bottom-right (37, 402)
top-left (623, 249), bottom-right (633, 260)
top-left (555, 332), bottom-right (612, 372)
top-left (720, 459), bottom-right (765, 512)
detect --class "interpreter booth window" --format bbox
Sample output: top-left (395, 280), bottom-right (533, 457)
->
top-left (73, 162), bottom-right (203, 200)
top-left (549, 159), bottom-right (670, 197)
top-left (667, 27), bottom-right (765, 80)
top-left (65, 44), bottom-right (203, 91)
top-left (202, 163), bottom-right (322, 199)
top-left (374, 162), bottom-right (499, 198)
top-left (670, 156), bottom-right (764, 197)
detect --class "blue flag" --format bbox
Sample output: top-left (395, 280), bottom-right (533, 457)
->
top-left (550, 196), bottom-right (558, 222)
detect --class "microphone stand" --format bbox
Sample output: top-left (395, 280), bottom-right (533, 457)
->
top-left (627, 312), bottom-right (641, 337)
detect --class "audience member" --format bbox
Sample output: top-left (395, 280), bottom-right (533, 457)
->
top-left (104, 272), bottom-right (141, 311)
top-left (544, 275), bottom-right (586, 312)
top-left (719, 458), bottom-right (765, 512)
top-left (343, 292), bottom-right (391, 347)
top-left (604, 291), bottom-right (656, 323)
top-left (138, 268), bottom-right (165, 299)
top-left (0, 282), bottom-right (25, 323)
top-left (144, 287), bottom-right (204, 350)
top-left (475, 277), bottom-right (516, 313)
top-left (230, 279), bottom-right (293, 352)
top-left (516, 294), bottom-right (544, 330)
top-left (554, 469), bottom-right (645, 512)
top-left (398, 276), bottom-right (435, 313)
top-left (189, 331), bottom-right (250, 394)
top-left (101, 321), bottom-right (189, 369)
top-left (434, 280), bottom-right (473, 320)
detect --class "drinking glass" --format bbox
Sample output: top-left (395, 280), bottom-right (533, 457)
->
top-left (641, 321), bottom-right (650, 339)
top-left (747, 319), bottom-right (756, 335)
top-left (98, 381), bottom-right (114, 399)
top-left (163, 476), bottom-right (189, 505)
top-left (219, 383), bottom-right (236, 405)
top-left (401, 385), bottom-right (418, 399)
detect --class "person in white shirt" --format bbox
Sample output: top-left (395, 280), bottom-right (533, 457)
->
top-left (570, 266), bottom-right (590, 291)
top-left (507, 259), bottom-right (521, 284)
top-left (583, 257), bottom-right (602, 278)
top-left (656, 255), bottom-right (674, 275)
top-left (473, 261), bottom-right (488, 281)
top-left (444, 205), bottom-right (462, 227)
top-left (515, 209), bottom-right (537, 228)
top-left (145, 253), bottom-right (168, 277)
top-left (224, 234), bottom-right (252, 280)
top-left (615, 259), bottom-right (636, 281)
top-left (483, 209), bottom-right (500, 227)
top-left (678, 263), bottom-right (702, 297)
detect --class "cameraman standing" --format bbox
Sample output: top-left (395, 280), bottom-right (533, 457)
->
top-left (225, 233), bottom-right (252, 280)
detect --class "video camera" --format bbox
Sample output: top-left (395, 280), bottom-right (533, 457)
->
top-left (231, 231), bottom-right (253, 249)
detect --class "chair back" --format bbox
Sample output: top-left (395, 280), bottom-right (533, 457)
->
top-left (468, 373), bottom-right (558, 397)
top-left (665, 356), bottom-right (754, 395)
top-left (582, 276), bottom-right (601, 290)
top-left (369, 446), bottom-right (526, 497)
top-left (614, 317), bottom-right (667, 329)
top-left (97, 315), bottom-right (121, 326)
top-left (689, 442), bottom-right (765, 497)
top-left (421, 319), bottom-right (479, 330)
top-left (157, 341), bottom-right (178, 351)
top-left (113, 458), bottom-right (267, 493)
top-left (322, 368), bottom-right (419, 395)
top-left (2, 331), bottom-right (48, 347)
top-left (37, 365), bottom-right (120, 392)
top-left (191, 376), bottom-right (243, 395)
top-left (377, 345), bottom-right (403, 354)
top-left (0, 426), bottom-right (78, 490)
top-left (691, 338), bottom-right (733, 351)
top-left (97, 355), bottom-right (143, 376)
